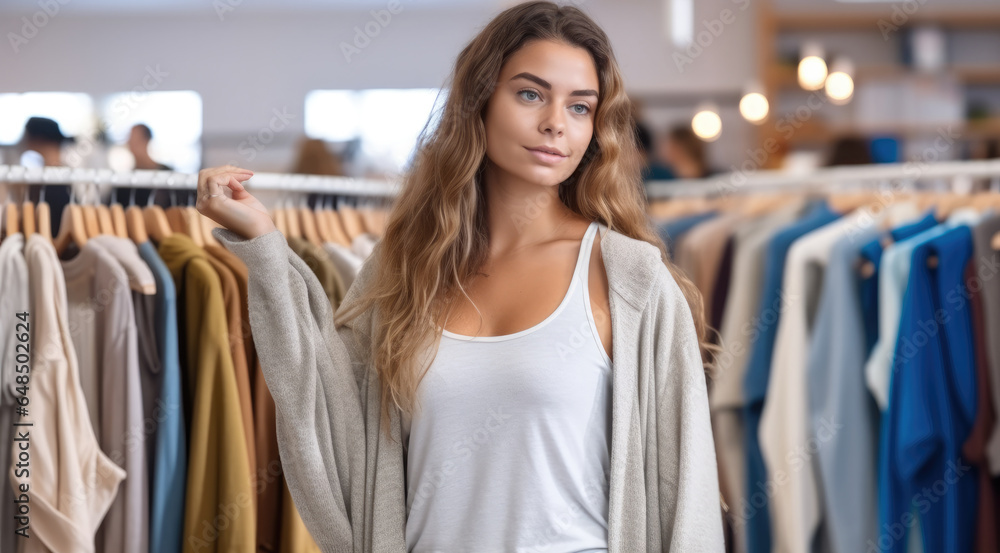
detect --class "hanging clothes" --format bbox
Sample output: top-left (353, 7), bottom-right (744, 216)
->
top-left (974, 214), bottom-right (1000, 474)
top-left (203, 247), bottom-right (258, 506)
top-left (137, 239), bottom-right (188, 553)
top-left (878, 223), bottom-right (981, 553)
top-left (61, 240), bottom-right (149, 553)
top-left (11, 234), bottom-right (127, 553)
top-left (742, 200), bottom-right (840, 553)
top-left (710, 199), bottom-right (807, 553)
top-left (157, 233), bottom-right (256, 553)
top-left (287, 236), bottom-right (347, 308)
top-left (0, 234), bottom-right (30, 553)
top-left (964, 255), bottom-right (999, 553)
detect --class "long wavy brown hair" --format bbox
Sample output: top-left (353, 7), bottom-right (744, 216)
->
top-left (336, 0), bottom-right (714, 441)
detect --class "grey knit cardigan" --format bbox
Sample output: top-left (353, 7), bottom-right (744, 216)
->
top-left (212, 222), bottom-right (724, 553)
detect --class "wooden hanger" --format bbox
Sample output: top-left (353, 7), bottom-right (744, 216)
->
top-left (358, 204), bottom-right (379, 236)
top-left (4, 202), bottom-right (17, 240)
top-left (110, 202), bottom-right (128, 238)
top-left (285, 204), bottom-right (302, 240)
top-left (54, 204), bottom-right (89, 256)
top-left (125, 205), bottom-right (149, 245)
top-left (326, 208), bottom-right (352, 247)
top-left (164, 204), bottom-right (205, 246)
top-left (338, 204), bottom-right (364, 241)
top-left (36, 201), bottom-right (52, 244)
top-left (827, 191), bottom-right (880, 214)
top-left (21, 201), bottom-right (35, 240)
top-left (361, 203), bottom-right (387, 237)
top-left (314, 204), bottom-right (334, 244)
top-left (95, 203), bottom-right (114, 236)
top-left (165, 205), bottom-right (205, 247)
top-left (144, 205), bottom-right (173, 244)
top-left (934, 193), bottom-right (958, 220)
top-left (299, 207), bottom-right (322, 247)
top-left (81, 202), bottom-right (100, 238)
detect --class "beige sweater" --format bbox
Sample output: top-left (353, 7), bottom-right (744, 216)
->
top-left (212, 222), bottom-right (724, 552)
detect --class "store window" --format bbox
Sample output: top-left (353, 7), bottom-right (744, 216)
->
top-left (0, 91), bottom-right (95, 146)
top-left (100, 90), bottom-right (203, 173)
top-left (304, 88), bottom-right (443, 175)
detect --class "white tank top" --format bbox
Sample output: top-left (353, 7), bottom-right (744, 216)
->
top-left (402, 220), bottom-right (613, 553)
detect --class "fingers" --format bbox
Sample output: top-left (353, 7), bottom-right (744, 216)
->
top-left (197, 165), bottom-right (254, 217)
top-left (199, 166), bottom-right (252, 198)
top-left (196, 165), bottom-right (275, 238)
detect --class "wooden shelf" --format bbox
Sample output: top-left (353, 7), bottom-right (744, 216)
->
top-left (772, 11), bottom-right (1000, 30)
top-left (768, 64), bottom-right (1000, 90)
top-left (754, 3), bottom-right (1000, 166)
top-left (776, 117), bottom-right (1000, 145)
top-left (956, 66), bottom-right (1000, 86)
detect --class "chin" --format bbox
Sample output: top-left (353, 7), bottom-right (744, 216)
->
top-left (525, 172), bottom-right (570, 187)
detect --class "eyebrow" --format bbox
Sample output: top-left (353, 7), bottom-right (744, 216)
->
top-left (510, 72), bottom-right (598, 98)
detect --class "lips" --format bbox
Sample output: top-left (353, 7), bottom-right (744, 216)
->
top-left (526, 146), bottom-right (568, 165)
top-left (526, 146), bottom-right (566, 157)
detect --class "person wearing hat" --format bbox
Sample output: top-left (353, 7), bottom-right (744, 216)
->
top-left (22, 116), bottom-right (72, 167)
top-left (21, 116), bottom-right (73, 239)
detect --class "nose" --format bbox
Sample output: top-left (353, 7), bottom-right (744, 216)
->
top-left (539, 103), bottom-right (566, 136)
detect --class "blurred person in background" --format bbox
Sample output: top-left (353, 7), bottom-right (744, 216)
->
top-left (128, 123), bottom-right (173, 171)
top-left (114, 123), bottom-right (174, 207)
top-left (292, 137), bottom-right (344, 176)
top-left (635, 120), bottom-right (673, 182)
top-left (291, 137), bottom-right (345, 209)
top-left (21, 116), bottom-right (72, 237)
top-left (21, 116), bottom-right (70, 167)
top-left (657, 125), bottom-right (714, 179)
top-left (824, 135), bottom-right (872, 166)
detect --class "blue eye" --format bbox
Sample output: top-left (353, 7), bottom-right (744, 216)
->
top-left (517, 88), bottom-right (591, 115)
top-left (518, 89), bottom-right (540, 101)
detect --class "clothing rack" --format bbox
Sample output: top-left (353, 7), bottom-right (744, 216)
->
top-left (646, 158), bottom-right (1000, 198)
top-left (0, 164), bottom-right (402, 197)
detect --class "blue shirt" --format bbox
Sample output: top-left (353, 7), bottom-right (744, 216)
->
top-left (139, 241), bottom-right (188, 553)
top-left (808, 228), bottom-right (882, 553)
top-left (879, 224), bottom-right (979, 553)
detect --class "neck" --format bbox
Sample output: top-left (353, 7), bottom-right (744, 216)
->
top-left (481, 162), bottom-right (577, 256)
top-left (134, 153), bottom-right (158, 169)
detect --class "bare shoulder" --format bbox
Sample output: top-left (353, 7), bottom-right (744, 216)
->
top-left (588, 226), bottom-right (613, 360)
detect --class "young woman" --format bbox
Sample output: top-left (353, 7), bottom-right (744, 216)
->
top-left (197, 2), bottom-right (723, 551)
